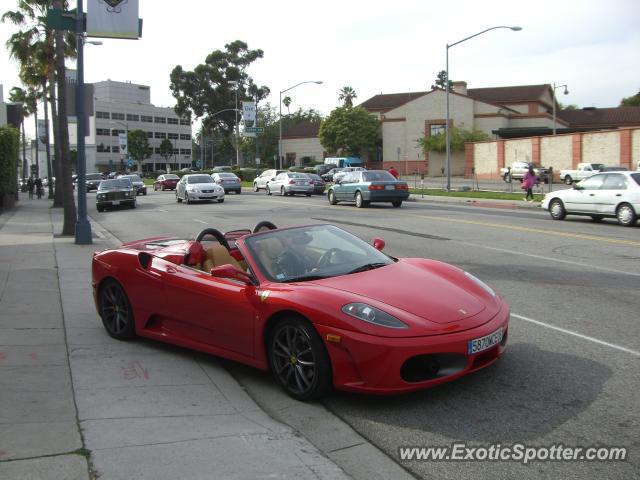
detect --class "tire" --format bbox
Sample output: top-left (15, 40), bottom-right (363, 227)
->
top-left (392, 200), bottom-right (402, 208)
top-left (328, 190), bottom-right (338, 205)
top-left (253, 183), bottom-right (259, 192)
top-left (185, 193), bottom-right (191, 204)
top-left (564, 175), bottom-right (573, 185)
top-left (142, 191), bottom-right (147, 196)
top-left (267, 186), bottom-right (272, 196)
top-left (590, 215), bottom-right (604, 222)
top-left (355, 191), bottom-right (369, 208)
top-left (176, 193), bottom-right (182, 203)
top-left (616, 203), bottom-right (637, 226)
top-left (130, 201), bottom-right (136, 209)
top-left (96, 205), bottom-right (104, 212)
top-left (217, 198), bottom-right (224, 203)
top-left (549, 199), bottom-right (566, 220)
top-left (267, 317), bottom-right (331, 401)
top-left (98, 279), bottom-right (137, 340)
top-left (281, 187), bottom-right (286, 196)
top-left (305, 193), bottom-right (311, 197)
top-left (236, 189), bottom-right (241, 195)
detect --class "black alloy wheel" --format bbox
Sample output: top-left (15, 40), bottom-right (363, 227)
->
top-left (99, 279), bottom-right (136, 340)
top-left (268, 318), bottom-right (331, 400)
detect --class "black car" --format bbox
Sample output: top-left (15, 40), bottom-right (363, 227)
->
top-left (303, 173), bottom-right (327, 194)
top-left (321, 168), bottom-right (345, 182)
top-left (96, 178), bottom-right (137, 212)
top-left (314, 164), bottom-right (337, 176)
top-left (86, 173), bottom-right (105, 192)
top-left (119, 174), bottom-right (147, 195)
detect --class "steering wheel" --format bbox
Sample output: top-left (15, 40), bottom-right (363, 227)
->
top-left (195, 228), bottom-right (230, 249)
top-left (316, 248), bottom-right (344, 269)
top-left (253, 221), bottom-right (278, 233)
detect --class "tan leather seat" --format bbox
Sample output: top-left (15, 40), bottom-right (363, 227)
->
top-left (202, 244), bottom-right (242, 272)
top-left (255, 237), bottom-right (285, 277)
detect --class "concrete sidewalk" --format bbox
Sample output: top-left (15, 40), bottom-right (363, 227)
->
top-left (0, 199), bottom-right (348, 480)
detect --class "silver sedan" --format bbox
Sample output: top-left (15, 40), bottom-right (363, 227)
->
top-left (266, 172), bottom-right (314, 196)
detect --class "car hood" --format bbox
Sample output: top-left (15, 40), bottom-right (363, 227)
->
top-left (305, 258), bottom-right (500, 334)
top-left (188, 183), bottom-right (219, 189)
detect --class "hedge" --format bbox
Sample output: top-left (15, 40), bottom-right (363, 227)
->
top-left (0, 126), bottom-right (20, 196)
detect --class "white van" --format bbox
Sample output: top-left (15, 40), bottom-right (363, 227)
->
top-left (324, 157), bottom-right (363, 168)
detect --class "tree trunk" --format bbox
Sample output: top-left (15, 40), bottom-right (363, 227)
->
top-left (21, 118), bottom-right (27, 180)
top-left (42, 79), bottom-right (54, 199)
top-left (54, 1), bottom-right (77, 236)
top-left (49, 64), bottom-right (63, 207)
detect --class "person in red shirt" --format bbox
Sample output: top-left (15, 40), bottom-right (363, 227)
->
top-left (388, 166), bottom-right (399, 179)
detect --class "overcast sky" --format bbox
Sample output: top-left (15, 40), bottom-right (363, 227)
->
top-left (1, 0), bottom-right (639, 137)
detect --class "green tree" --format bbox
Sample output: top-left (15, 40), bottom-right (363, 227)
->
top-left (282, 96), bottom-right (292, 114)
top-left (319, 107), bottom-right (380, 156)
top-left (338, 86), bottom-right (357, 108)
top-left (159, 138), bottom-right (174, 165)
top-left (128, 129), bottom-right (152, 172)
top-left (620, 90), bottom-right (640, 107)
top-left (0, 126), bottom-right (20, 204)
top-left (417, 127), bottom-right (489, 153)
top-left (431, 70), bottom-right (453, 92)
top-left (169, 40), bottom-right (268, 164)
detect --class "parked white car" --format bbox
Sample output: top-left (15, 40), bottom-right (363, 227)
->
top-left (253, 169), bottom-right (285, 192)
top-left (559, 162), bottom-right (604, 185)
top-left (541, 171), bottom-right (640, 226)
top-left (175, 174), bottom-right (225, 204)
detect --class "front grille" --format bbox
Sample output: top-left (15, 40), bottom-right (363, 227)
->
top-left (102, 191), bottom-right (129, 200)
top-left (400, 353), bottom-right (467, 382)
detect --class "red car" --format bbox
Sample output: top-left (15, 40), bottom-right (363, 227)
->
top-left (153, 174), bottom-right (180, 191)
top-left (92, 222), bottom-right (509, 400)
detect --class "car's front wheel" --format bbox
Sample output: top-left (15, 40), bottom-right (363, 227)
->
top-left (616, 203), bottom-right (637, 226)
top-left (185, 193), bottom-right (191, 204)
top-left (328, 190), bottom-right (338, 205)
top-left (564, 175), bottom-right (573, 185)
top-left (176, 192), bottom-right (182, 203)
top-left (267, 317), bottom-right (331, 401)
top-left (549, 199), bottom-right (566, 220)
top-left (253, 183), bottom-right (259, 192)
top-left (266, 185), bottom-right (272, 196)
top-left (98, 279), bottom-right (136, 340)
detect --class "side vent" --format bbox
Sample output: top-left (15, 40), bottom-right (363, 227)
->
top-left (138, 252), bottom-right (152, 269)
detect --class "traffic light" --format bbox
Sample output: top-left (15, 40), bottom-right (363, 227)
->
top-left (30, 164), bottom-right (39, 176)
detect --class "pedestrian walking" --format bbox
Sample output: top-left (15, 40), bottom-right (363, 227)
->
top-left (522, 165), bottom-right (537, 202)
top-left (35, 177), bottom-right (43, 199)
top-left (27, 177), bottom-right (34, 199)
top-left (389, 166), bottom-right (400, 179)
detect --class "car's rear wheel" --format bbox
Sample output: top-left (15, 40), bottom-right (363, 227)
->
top-left (355, 191), bottom-right (369, 208)
top-left (392, 200), bottom-right (402, 208)
top-left (328, 190), bottom-right (338, 205)
top-left (99, 279), bottom-right (136, 340)
top-left (549, 199), bottom-right (566, 220)
top-left (281, 187), bottom-right (286, 196)
top-left (616, 203), bottom-right (637, 226)
top-left (267, 317), bottom-right (331, 401)
top-left (266, 185), bottom-right (272, 196)
top-left (564, 175), bottom-right (573, 185)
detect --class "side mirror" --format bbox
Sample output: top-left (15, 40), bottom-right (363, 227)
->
top-left (572, 184), bottom-right (582, 190)
top-left (210, 264), bottom-right (253, 284)
top-left (372, 238), bottom-right (386, 251)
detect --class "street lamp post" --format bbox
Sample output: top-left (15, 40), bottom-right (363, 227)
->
top-left (279, 80), bottom-right (323, 170)
top-left (552, 83), bottom-right (569, 135)
top-left (445, 25), bottom-right (522, 191)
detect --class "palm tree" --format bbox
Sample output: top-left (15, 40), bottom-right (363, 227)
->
top-left (338, 86), bottom-right (357, 108)
top-left (8, 87), bottom-right (36, 180)
top-left (282, 96), bottom-right (292, 115)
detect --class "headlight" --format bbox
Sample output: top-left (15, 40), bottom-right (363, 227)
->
top-left (464, 271), bottom-right (496, 297)
top-left (342, 303), bottom-right (408, 329)
top-left (97, 194), bottom-right (105, 200)
top-left (188, 187), bottom-right (199, 192)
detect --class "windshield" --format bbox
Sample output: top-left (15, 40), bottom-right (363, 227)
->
top-left (363, 171), bottom-right (395, 182)
top-left (218, 173), bottom-right (237, 178)
top-left (122, 175), bottom-right (142, 182)
top-left (188, 175), bottom-right (214, 184)
top-left (87, 174), bottom-right (103, 180)
top-left (164, 174), bottom-right (179, 179)
top-left (244, 224), bottom-right (393, 283)
top-left (99, 179), bottom-right (132, 189)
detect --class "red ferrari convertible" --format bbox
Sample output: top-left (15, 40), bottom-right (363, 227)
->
top-left (92, 222), bottom-right (509, 400)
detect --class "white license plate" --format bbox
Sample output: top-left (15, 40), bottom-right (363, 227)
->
top-left (385, 185), bottom-right (395, 190)
top-left (467, 328), bottom-right (503, 355)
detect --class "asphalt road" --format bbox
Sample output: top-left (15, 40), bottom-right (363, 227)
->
top-left (88, 188), bottom-right (640, 480)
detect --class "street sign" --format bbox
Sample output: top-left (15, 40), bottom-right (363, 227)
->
top-left (244, 127), bottom-right (264, 133)
top-left (127, 158), bottom-right (133, 168)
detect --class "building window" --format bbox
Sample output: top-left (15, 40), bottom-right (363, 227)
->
top-left (112, 146), bottom-right (120, 153)
top-left (96, 128), bottom-right (110, 136)
top-left (112, 129), bottom-right (125, 136)
top-left (154, 147), bottom-right (162, 154)
top-left (173, 148), bottom-right (179, 154)
top-left (180, 133), bottom-right (191, 140)
top-left (141, 115), bottom-right (153, 123)
top-left (96, 111), bottom-right (110, 119)
top-left (430, 124), bottom-right (446, 136)
top-left (168, 133), bottom-right (179, 139)
top-left (167, 118), bottom-right (178, 125)
top-left (126, 114), bottom-right (139, 122)
top-left (97, 144), bottom-right (111, 152)
top-left (147, 131), bottom-right (153, 138)
top-left (154, 116), bottom-right (166, 124)
top-left (180, 148), bottom-right (191, 155)
top-left (112, 112), bottom-right (125, 121)
top-left (154, 132), bottom-right (167, 139)
top-left (180, 118), bottom-right (190, 126)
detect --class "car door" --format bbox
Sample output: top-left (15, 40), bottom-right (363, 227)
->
top-left (157, 261), bottom-right (258, 357)
top-left (335, 172), bottom-right (355, 200)
top-left (177, 176), bottom-right (187, 199)
top-left (596, 174), bottom-right (628, 215)
top-left (259, 170), bottom-right (274, 189)
top-left (566, 174), bottom-right (605, 213)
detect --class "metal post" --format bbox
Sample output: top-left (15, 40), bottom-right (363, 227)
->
top-left (445, 45), bottom-right (451, 191)
top-left (552, 83), bottom-right (557, 135)
top-left (278, 90), bottom-right (282, 170)
top-left (234, 85), bottom-right (239, 167)
top-left (75, 0), bottom-right (92, 244)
